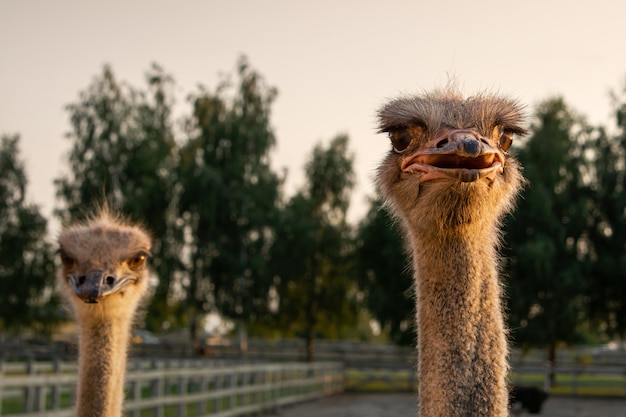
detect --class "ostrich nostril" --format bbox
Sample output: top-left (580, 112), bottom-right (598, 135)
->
top-left (106, 276), bottom-right (116, 287)
top-left (436, 138), bottom-right (449, 148)
top-left (78, 275), bottom-right (86, 286)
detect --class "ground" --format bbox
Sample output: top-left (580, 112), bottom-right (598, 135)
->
top-left (271, 393), bottom-right (626, 417)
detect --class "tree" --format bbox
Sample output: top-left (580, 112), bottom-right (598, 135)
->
top-left (587, 81), bottom-right (626, 340)
top-left (55, 64), bottom-right (182, 331)
top-left (356, 197), bottom-right (414, 345)
top-left (270, 134), bottom-right (358, 361)
top-left (0, 134), bottom-right (57, 334)
top-left (177, 57), bottom-right (282, 348)
top-left (504, 98), bottom-right (593, 381)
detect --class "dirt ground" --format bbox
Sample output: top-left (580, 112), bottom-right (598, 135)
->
top-left (271, 393), bottom-right (626, 417)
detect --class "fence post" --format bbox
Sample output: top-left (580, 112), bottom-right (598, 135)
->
top-left (151, 363), bottom-right (164, 417)
top-left (0, 356), bottom-right (4, 416)
top-left (128, 372), bottom-right (141, 417)
top-left (227, 370), bottom-right (236, 411)
top-left (49, 358), bottom-right (62, 410)
top-left (242, 369), bottom-right (250, 407)
top-left (35, 363), bottom-right (46, 412)
top-left (176, 374), bottom-right (185, 417)
top-left (23, 359), bottom-right (35, 412)
top-left (263, 367), bottom-right (269, 406)
top-left (196, 375), bottom-right (206, 416)
top-left (211, 373), bottom-right (223, 414)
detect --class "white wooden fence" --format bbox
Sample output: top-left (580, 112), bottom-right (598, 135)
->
top-left (0, 359), bottom-right (344, 416)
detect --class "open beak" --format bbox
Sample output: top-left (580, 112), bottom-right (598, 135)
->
top-left (401, 130), bottom-right (505, 183)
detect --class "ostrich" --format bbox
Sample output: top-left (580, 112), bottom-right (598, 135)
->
top-left (57, 210), bottom-right (152, 417)
top-left (376, 88), bottom-right (526, 417)
top-left (509, 385), bottom-right (549, 415)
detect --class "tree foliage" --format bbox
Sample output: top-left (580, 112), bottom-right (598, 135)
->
top-left (505, 98), bottom-right (593, 366)
top-left (586, 82), bottom-right (626, 339)
top-left (270, 134), bottom-right (358, 360)
top-left (177, 57), bottom-right (282, 345)
top-left (0, 134), bottom-right (57, 334)
top-left (55, 64), bottom-right (182, 331)
top-left (356, 197), bottom-right (414, 345)
top-left (8, 57), bottom-right (626, 352)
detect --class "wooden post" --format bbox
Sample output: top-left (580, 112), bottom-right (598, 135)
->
top-left (176, 375), bottom-right (185, 417)
top-left (24, 359), bottom-right (35, 412)
top-left (0, 356), bottom-right (4, 415)
top-left (151, 367), bottom-right (164, 417)
top-left (196, 375), bottom-right (206, 416)
top-left (129, 373), bottom-right (141, 417)
top-left (50, 358), bottom-right (61, 410)
top-left (227, 371), bottom-right (235, 411)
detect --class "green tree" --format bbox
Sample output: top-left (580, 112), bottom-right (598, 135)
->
top-left (55, 64), bottom-right (182, 331)
top-left (356, 197), bottom-right (414, 345)
top-left (0, 134), bottom-right (57, 334)
top-left (270, 134), bottom-right (357, 361)
top-left (587, 82), bottom-right (626, 340)
top-left (504, 98), bottom-right (593, 381)
top-left (177, 57), bottom-right (282, 348)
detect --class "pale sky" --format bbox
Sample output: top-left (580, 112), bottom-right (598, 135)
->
top-left (2, 0), bottom-right (626, 236)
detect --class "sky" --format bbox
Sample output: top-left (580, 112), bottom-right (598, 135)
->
top-left (2, 0), bottom-right (626, 236)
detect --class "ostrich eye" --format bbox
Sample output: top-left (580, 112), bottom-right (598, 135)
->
top-left (493, 126), bottom-right (514, 151)
top-left (389, 128), bottom-right (412, 153)
top-left (499, 131), bottom-right (514, 151)
top-left (128, 254), bottom-right (147, 271)
top-left (60, 253), bottom-right (76, 269)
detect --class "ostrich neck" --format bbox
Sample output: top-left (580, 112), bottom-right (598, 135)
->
top-left (411, 225), bottom-right (508, 417)
top-left (76, 315), bottom-right (132, 417)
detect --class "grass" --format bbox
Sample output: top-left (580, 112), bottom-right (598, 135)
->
top-left (345, 369), bottom-right (417, 392)
top-left (345, 369), bottom-right (626, 397)
top-left (1, 390), bottom-right (74, 414)
top-left (511, 372), bottom-right (626, 396)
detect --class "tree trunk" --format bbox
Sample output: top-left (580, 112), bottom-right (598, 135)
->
top-left (546, 342), bottom-right (557, 390)
top-left (305, 331), bottom-right (315, 362)
top-left (189, 313), bottom-right (202, 356)
top-left (305, 285), bottom-right (316, 362)
top-left (238, 322), bottom-right (248, 361)
top-left (305, 252), bottom-right (318, 362)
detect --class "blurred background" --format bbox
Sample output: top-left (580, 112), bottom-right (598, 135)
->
top-left (2, 1), bottom-right (626, 413)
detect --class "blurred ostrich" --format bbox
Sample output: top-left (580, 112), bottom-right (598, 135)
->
top-left (57, 210), bottom-right (152, 417)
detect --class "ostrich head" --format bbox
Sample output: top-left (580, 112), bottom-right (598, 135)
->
top-left (376, 88), bottom-right (526, 232)
top-left (57, 210), bottom-right (152, 320)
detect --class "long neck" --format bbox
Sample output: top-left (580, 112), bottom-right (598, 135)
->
top-left (76, 313), bottom-right (132, 417)
top-left (410, 224), bottom-right (508, 417)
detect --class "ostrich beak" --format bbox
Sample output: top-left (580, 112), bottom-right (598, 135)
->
top-left (401, 129), bottom-right (505, 183)
top-left (68, 270), bottom-right (135, 304)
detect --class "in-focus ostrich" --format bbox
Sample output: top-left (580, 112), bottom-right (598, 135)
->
top-left (57, 210), bottom-right (152, 417)
top-left (376, 88), bottom-right (526, 417)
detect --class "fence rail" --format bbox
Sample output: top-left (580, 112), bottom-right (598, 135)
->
top-left (0, 359), bottom-right (344, 417)
top-left (344, 363), bottom-right (626, 397)
top-left (3, 356), bottom-right (626, 416)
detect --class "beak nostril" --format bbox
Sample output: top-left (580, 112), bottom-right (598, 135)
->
top-left (78, 276), bottom-right (86, 286)
top-left (436, 138), bottom-right (449, 148)
top-left (106, 276), bottom-right (116, 287)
